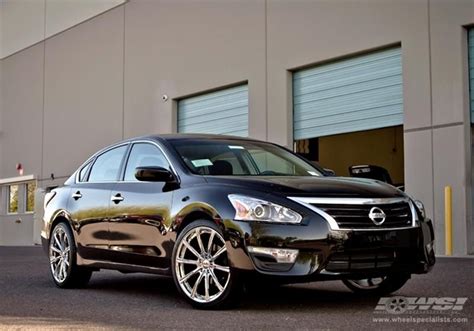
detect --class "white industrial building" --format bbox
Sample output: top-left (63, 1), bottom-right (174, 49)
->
top-left (0, 0), bottom-right (473, 256)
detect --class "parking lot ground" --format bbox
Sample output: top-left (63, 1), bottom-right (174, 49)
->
top-left (0, 246), bottom-right (472, 330)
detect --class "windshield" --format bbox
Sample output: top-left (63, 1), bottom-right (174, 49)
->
top-left (170, 139), bottom-right (324, 177)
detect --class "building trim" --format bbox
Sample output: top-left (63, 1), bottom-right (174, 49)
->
top-left (404, 122), bottom-right (465, 133)
top-left (0, 1), bottom-right (128, 61)
top-left (0, 175), bottom-right (35, 185)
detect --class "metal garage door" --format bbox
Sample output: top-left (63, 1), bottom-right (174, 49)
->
top-left (178, 84), bottom-right (248, 137)
top-left (293, 47), bottom-right (403, 140)
top-left (469, 28), bottom-right (474, 122)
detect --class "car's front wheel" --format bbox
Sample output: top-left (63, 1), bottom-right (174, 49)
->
top-left (342, 274), bottom-right (410, 295)
top-left (49, 222), bottom-right (92, 288)
top-left (172, 220), bottom-right (241, 309)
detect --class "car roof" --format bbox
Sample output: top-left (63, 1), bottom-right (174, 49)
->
top-left (134, 133), bottom-right (260, 143)
top-left (90, 134), bottom-right (264, 160)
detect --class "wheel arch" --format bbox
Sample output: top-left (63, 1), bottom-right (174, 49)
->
top-left (175, 204), bottom-right (224, 237)
top-left (48, 210), bottom-right (75, 240)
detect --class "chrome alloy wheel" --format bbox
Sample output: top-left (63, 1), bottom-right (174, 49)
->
top-left (49, 225), bottom-right (71, 283)
top-left (175, 226), bottom-right (230, 303)
top-left (345, 277), bottom-right (386, 289)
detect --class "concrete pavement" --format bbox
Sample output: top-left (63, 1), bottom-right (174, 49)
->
top-left (0, 247), bottom-right (472, 330)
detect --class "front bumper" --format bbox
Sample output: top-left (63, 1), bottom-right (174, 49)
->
top-left (225, 217), bottom-right (435, 281)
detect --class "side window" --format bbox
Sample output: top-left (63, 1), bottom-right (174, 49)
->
top-left (25, 181), bottom-right (36, 212)
top-left (78, 161), bottom-right (92, 182)
top-left (1, 181), bottom-right (37, 215)
top-left (124, 143), bottom-right (170, 181)
top-left (8, 184), bottom-right (19, 214)
top-left (88, 145), bottom-right (128, 182)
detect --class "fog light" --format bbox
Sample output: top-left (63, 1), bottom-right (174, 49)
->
top-left (247, 246), bottom-right (299, 264)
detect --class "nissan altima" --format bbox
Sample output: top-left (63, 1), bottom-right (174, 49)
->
top-left (42, 134), bottom-right (435, 309)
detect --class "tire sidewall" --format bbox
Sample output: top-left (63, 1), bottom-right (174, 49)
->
top-left (343, 274), bottom-right (410, 295)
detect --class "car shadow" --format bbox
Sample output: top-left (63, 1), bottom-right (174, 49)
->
top-left (241, 283), bottom-right (380, 311)
top-left (87, 272), bottom-right (177, 295)
top-left (85, 271), bottom-right (379, 312)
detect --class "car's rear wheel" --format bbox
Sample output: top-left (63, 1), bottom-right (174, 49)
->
top-left (49, 222), bottom-right (92, 288)
top-left (172, 220), bottom-right (240, 309)
top-left (342, 274), bottom-right (410, 295)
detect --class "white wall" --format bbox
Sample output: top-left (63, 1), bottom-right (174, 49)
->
top-left (46, 0), bottom-right (125, 38)
top-left (429, 0), bottom-right (474, 255)
top-left (0, 0), bottom-right (473, 253)
top-left (1, 43), bottom-right (44, 180)
top-left (1, 0), bottom-right (45, 58)
top-left (123, 0), bottom-right (266, 140)
top-left (0, 0), bottom-right (125, 59)
top-left (0, 58), bottom-right (3, 178)
top-left (43, 6), bottom-right (124, 180)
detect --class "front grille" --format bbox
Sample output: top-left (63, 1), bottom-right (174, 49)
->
top-left (325, 249), bottom-right (395, 272)
top-left (312, 201), bottom-right (412, 229)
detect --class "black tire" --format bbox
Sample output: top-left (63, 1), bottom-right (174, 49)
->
top-left (48, 222), bottom-right (92, 288)
top-left (342, 274), bottom-right (410, 296)
top-left (171, 220), bottom-right (241, 309)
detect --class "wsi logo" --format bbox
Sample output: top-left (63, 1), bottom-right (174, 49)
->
top-left (375, 297), bottom-right (468, 314)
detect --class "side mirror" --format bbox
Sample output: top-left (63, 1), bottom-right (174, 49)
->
top-left (135, 166), bottom-right (175, 182)
top-left (323, 168), bottom-right (336, 176)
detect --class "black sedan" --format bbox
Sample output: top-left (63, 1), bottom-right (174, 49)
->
top-left (42, 134), bottom-right (435, 309)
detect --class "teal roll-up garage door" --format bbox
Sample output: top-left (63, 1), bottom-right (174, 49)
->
top-left (178, 84), bottom-right (249, 137)
top-left (293, 47), bottom-right (403, 140)
top-left (469, 28), bottom-right (474, 123)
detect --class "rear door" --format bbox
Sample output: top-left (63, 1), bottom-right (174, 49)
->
top-left (107, 142), bottom-right (174, 268)
top-left (68, 144), bottom-right (129, 261)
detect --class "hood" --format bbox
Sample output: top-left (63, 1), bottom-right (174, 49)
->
top-left (204, 176), bottom-right (405, 198)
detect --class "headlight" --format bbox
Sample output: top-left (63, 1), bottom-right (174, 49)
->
top-left (228, 194), bottom-right (302, 224)
top-left (414, 200), bottom-right (426, 219)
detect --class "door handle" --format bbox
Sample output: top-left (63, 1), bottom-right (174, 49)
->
top-left (72, 191), bottom-right (82, 200)
top-left (111, 193), bottom-right (124, 204)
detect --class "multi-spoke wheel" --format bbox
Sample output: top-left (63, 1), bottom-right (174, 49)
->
top-left (49, 225), bottom-right (72, 283)
top-left (48, 222), bottom-right (92, 288)
top-left (172, 220), bottom-right (240, 309)
top-left (342, 274), bottom-right (410, 295)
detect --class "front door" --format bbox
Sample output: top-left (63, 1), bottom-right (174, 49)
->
top-left (107, 142), bottom-right (174, 268)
